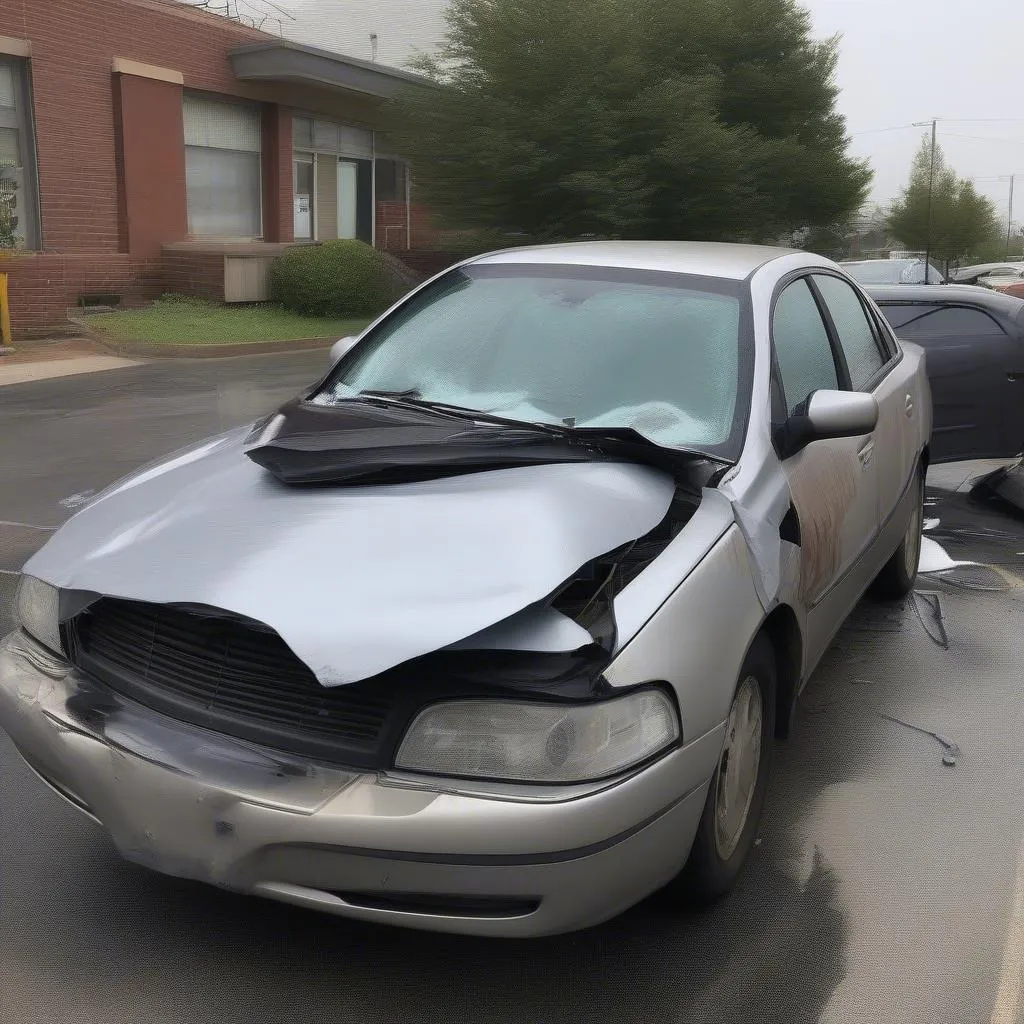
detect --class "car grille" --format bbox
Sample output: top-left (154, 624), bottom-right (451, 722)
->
top-left (65, 598), bottom-right (404, 767)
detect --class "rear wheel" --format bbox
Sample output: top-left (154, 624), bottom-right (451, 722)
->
top-left (661, 634), bottom-right (775, 907)
top-left (872, 465), bottom-right (924, 600)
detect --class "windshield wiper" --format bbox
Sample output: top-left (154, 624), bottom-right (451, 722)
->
top-left (353, 389), bottom-right (572, 436)
top-left (350, 389), bottom-right (729, 469)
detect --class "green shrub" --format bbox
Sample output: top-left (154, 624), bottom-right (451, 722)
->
top-left (269, 240), bottom-right (400, 317)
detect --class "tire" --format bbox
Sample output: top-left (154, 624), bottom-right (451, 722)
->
top-left (661, 633), bottom-right (776, 907)
top-left (872, 465), bottom-right (924, 600)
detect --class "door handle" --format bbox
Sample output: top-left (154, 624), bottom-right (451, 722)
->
top-left (857, 439), bottom-right (874, 467)
top-left (1009, 371), bottom-right (1024, 382)
top-left (905, 393), bottom-right (914, 416)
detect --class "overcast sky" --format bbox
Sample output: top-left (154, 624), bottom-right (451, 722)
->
top-left (231, 0), bottom-right (1024, 216)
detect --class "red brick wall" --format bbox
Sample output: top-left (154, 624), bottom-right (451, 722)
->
top-left (115, 73), bottom-right (189, 257)
top-left (161, 251), bottom-right (225, 301)
top-left (5, 254), bottom-right (161, 336)
top-left (375, 201), bottom-right (441, 251)
top-left (261, 104), bottom-right (293, 245)
top-left (0, 0), bottom-right (441, 335)
top-left (0, 0), bottom-right (268, 254)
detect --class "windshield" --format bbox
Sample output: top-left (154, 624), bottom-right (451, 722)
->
top-left (844, 260), bottom-right (945, 284)
top-left (314, 264), bottom-right (749, 458)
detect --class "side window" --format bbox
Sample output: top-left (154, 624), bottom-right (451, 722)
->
top-left (867, 305), bottom-right (898, 359)
top-left (878, 305), bottom-right (1006, 340)
top-left (772, 279), bottom-right (839, 416)
top-left (813, 275), bottom-right (886, 389)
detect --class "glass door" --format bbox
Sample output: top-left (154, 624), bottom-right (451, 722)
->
top-left (293, 153), bottom-right (314, 240)
top-left (337, 160), bottom-right (358, 239)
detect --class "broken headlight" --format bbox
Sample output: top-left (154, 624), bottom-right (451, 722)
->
top-left (394, 689), bottom-right (680, 783)
top-left (15, 576), bottom-right (63, 655)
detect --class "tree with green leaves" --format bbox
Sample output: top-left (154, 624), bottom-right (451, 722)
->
top-left (390, 0), bottom-right (872, 244)
top-left (0, 164), bottom-right (19, 249)
top-left (888, 137), bottom-right (1001, 266)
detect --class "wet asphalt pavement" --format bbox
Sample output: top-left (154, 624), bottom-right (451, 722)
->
top-left (0, 354), bottom-right (1022, 1024)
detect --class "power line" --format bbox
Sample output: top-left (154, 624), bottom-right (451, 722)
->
top-left (941, 118), bottom-right (1024, 124)
top-left (850, 124), bottom-right (922, 136)
top-left (942, 133), bottom-right (1024, 145)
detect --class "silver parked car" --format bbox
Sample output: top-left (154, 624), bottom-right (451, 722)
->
top-left (0, 242), bottom-right (931, 938)
top-left (840, 257), bottom-right (946, 285)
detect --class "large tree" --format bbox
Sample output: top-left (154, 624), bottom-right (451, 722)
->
top-left (390, 0), bottom-right (872, 243)
top-left (888, 137), bottom-right (1002, 265)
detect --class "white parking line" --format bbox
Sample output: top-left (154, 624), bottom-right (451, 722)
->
top-left (991, 839), bottom-right (1024, 1024)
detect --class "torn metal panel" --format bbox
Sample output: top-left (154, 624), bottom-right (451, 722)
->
top-left (245, 396), bottom-right (726, 487)
top-left (918, 536), bottom-right (1009, 592)
top-left (971, 457), bottom-right (1024, 517)
top-left (23, 432), bottom-right (675, 686)
top-left (718, 452), bottom-right (792, 610)
top-left (610, 487), bottom-right (736, 647)
top-left (443, 603), bottom-right (593, 653)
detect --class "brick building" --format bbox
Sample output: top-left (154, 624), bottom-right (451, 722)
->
top-left (0, 0), bottom-right (439, 337)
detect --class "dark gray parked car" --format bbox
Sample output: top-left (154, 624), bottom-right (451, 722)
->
top-left (866, 284), bottom-right (1024, 463)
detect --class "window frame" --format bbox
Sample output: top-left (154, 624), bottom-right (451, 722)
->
top-left (0, 55), bottom-right (41, 250)
top-left (292, 150), bottom-right (316, 241)
top-left (769, 273), bottom-right (846, 435)
top-left (807, 271), bottom-right (901, 392)
top-left (182, 92), bottom-right (263, 241)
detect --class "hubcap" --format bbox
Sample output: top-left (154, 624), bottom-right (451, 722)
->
top-left (714, 675), bottom-right (763, 860)
top-left (904, 477), bottom-right (924, 579)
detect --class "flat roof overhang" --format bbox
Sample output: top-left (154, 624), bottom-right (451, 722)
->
top-left (230, 40), bottom-right (432, 100)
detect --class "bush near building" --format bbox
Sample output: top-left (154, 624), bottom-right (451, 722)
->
top-left (270, 240), bottom-right (403, 318)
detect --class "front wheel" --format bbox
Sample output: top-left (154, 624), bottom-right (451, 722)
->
top-left (872, 465), bottom-right (924, 600)
top-left (661, 634), bottom-right (776, 907)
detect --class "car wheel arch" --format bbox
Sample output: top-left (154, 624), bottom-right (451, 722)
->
top-left (758, 604), bottom-right (802, 740)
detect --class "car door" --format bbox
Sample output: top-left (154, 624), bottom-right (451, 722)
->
top-left (874, 301), bottom-right (1024, 461)
top-left (810, 274), bottom-right (919, 537)
top-left (771, 277), bottom-right (879, 669)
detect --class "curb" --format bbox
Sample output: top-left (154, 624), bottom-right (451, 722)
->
top-left (70, 319), bottom-right (339, 359)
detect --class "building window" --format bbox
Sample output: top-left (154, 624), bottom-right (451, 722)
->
top-left (0, 57), bottom-right (40, 249)
top-left (183, 94), bottom-right (261, 238)
top-left (292, 114), bottom-right (375, 244)
top-left (374, 159), bottom-right (408, 202)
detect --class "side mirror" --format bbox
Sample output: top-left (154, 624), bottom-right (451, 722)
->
top-left (779, 389), bottom-right (878, 458)
top-left (330, 335), bottom-right (358, 364)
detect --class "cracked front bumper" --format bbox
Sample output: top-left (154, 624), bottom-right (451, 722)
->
top-left (0, 630), bottom-right (722, 937)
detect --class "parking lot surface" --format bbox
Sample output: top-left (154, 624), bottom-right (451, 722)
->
top-left (1, 354), bottom-right (1022, 1024)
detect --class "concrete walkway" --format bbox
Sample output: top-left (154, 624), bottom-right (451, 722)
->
top-left (0, 338), bottom-right (140, 387)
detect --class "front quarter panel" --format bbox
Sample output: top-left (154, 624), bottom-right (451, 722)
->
top-left (603, 524), bottom-right (765, 743)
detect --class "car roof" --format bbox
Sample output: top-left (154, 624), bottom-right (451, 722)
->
top-left (469, 241), bottom-right (802, 280)
top-left (865, 283), bottom-right (1024, 313)
top-left (841, 258), bottom-right (926, 266)
top-left (953, 262), bottom-right (1024, 278)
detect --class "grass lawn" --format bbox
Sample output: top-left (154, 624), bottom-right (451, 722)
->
top-left (84, 297), bottom-right (375, 345)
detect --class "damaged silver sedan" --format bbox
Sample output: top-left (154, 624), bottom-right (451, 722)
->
top-left (0, 242), bottom-right (931, 937)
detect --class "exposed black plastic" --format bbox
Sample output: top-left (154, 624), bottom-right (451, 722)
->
top-left (245, 396), bottom-right (727, 487)
top-left (551, 488), bottom-right (700, 648)
top-left (779, 505), bottom-right (801, 545)
top-left (63, 598), bottom-right (629, 770)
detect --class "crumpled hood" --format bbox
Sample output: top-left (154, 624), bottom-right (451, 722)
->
top-left (24, 426), bottom-right (676, 686)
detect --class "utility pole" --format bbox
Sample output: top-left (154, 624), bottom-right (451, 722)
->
top-left (1006, 174), bottom-right (1016, 257)
top-left (924, 119), bottom-right (937, 283)
top-left (912, 120), bottom-right (939, 282)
